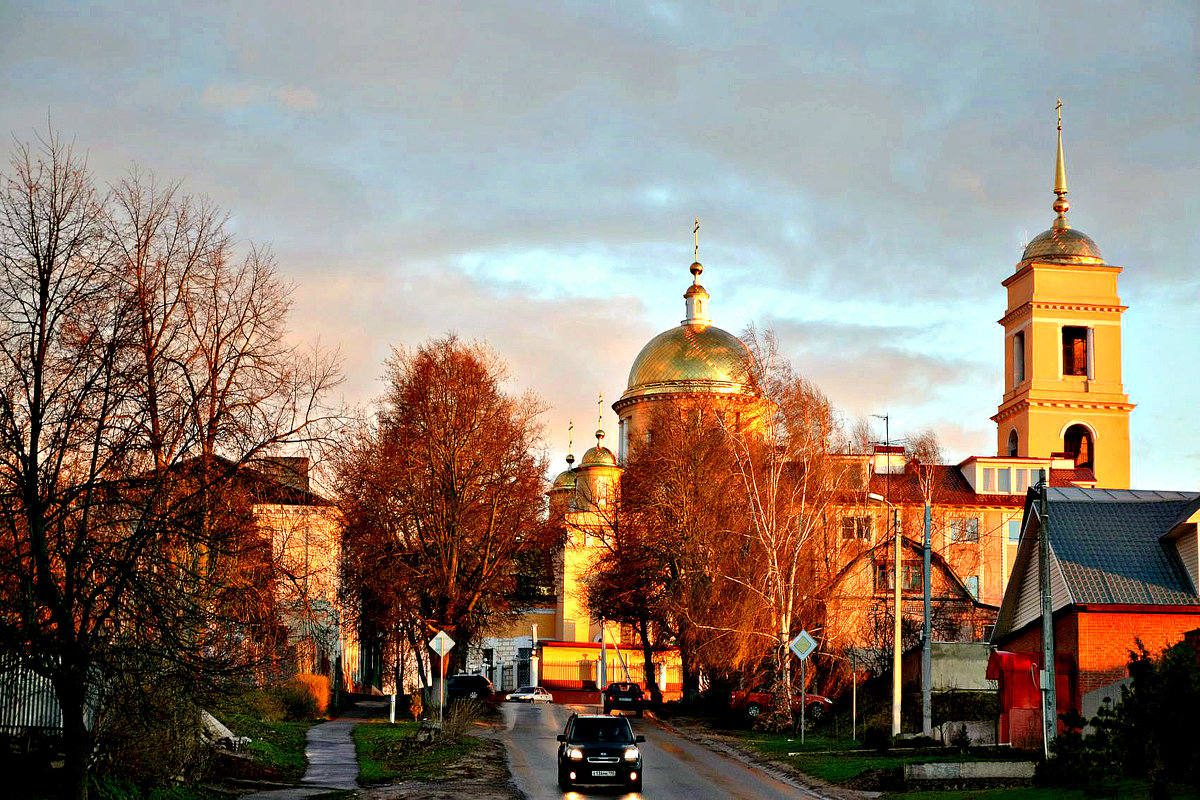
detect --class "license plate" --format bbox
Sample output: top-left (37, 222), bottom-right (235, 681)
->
top-left (618, 697), bottom-right (630, 701)
top-left (592, 770), bottom-right (617, 777)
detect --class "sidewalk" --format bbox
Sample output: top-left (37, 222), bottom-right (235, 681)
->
top-left (243, 699), bottom-right (388, 799)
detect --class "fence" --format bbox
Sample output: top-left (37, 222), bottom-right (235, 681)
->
top-left (0, 659), bottom-right (62, 734)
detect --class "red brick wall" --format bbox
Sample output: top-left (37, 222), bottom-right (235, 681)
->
top-left (1075, 609), bottom-right (1200, 699)
top-left (997, 607), bottom-right (1200, 714)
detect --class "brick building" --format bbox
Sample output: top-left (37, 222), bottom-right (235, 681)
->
top-left (988, 487), bottom-right (1200, 749)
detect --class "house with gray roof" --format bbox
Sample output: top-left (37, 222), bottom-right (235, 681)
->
top-left (987, 487), bottom-right (1200, 749)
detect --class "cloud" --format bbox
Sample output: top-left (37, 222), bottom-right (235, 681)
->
top-left (276, 87), bottom-right (318, 111)
top-left (201, 83), bottom-right (259, 108)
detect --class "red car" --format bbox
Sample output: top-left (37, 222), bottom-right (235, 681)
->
top-left (730, 689), bottom-right (834, 721)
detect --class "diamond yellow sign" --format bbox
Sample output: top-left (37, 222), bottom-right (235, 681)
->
top-left (789, 630), bottom-right (817, 661)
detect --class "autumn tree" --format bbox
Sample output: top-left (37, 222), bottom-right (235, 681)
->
top-left (0, 131), bottom-right (341, 799)
top-left (336, 335), bottom-right (550, 681)
top-left (721, 326), bottom-right (850, 711)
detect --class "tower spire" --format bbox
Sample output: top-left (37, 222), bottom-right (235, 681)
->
top-left (683, 218), bottom-right (711, 325)
top-left (595, 393), bottom-right (605, 446)
top-left (1053, 98), bottom-right (1071, 229)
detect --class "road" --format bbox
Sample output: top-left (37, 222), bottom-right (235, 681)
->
top-left (496, 702), bottom-right (829, 799)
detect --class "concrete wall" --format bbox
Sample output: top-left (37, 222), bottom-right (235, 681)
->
top-left (902, 641), bottom-right (994, 691)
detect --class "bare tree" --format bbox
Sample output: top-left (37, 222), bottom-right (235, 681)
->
top-left (335, 335), bottom-right (551, 679)
top-left (721, 326), bottom-right (849, 714)
top-left (0, 131), bottom-right (342, 799)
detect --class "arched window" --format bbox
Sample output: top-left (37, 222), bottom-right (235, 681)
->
top-left (1013, 331), bottom-right (1025, 386)
top-left (1063, 424), bottom-right (1094, 470)
top-left (1007, 429), bottom-right (1019, 457)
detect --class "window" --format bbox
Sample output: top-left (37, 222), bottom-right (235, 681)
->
top-left (1013, 331), bottom-right (1025, 385)
top-left (1007, 429), bottom-right (1019, 457)
top-left (842, 515), bottom-right (872, 540)
top-left (902, 563), bottom-right (922, 591)
top-left (997, 468), bottom-right (1012, 493)
top-left (1064, 425), bottom-right (1094, 469)
top-left (983, 468), bottom-right (995, 492)
top-left (1016, 469), bottom-right (1028, 492)
top-left (874, 562), bottom-right (891, 592)
top-left (1062, 325), bottom-right (1090, 377)
top-left (949, 517), bottom-right (980, 543)
top-left (966, 575), bottom-right (980, 599)
top-left (1008, 519), bottom-right (1021, 544)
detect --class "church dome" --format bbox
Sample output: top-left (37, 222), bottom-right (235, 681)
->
top-left (551, 467), bottom-right (577, 491)
top-left (579, 444), bottom-right (618, 467)
top-left (1020, 225), bottom-right (1104, 266)
top-left (623, 323), bottom-right (758, 401)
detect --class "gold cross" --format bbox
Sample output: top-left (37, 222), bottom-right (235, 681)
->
top-left (1056, 98), bottom-right (1062, 132)
top-left (693, 218), bottom-right (700, 262)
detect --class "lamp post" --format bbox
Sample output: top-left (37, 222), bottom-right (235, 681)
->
top-left (868, 491), bottom-right (902, 737)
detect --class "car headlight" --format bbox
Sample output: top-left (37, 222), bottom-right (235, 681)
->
top-left (568, 747), bottom-right (584, 760)
top-left (624, 746), bottom-right (640, 761)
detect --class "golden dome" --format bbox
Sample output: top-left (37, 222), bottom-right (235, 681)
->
top-left (1020, 225), bottom-right (1104, 266)
top-left (621, 322), bottom-right (758, 402)
top-left (551, 467), bottom-right (577, 491)
top-left (579, 445), bottom-right (618, 467)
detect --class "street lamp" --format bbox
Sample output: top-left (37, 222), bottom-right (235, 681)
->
top-left (868, 491), bottom-right (902, 737)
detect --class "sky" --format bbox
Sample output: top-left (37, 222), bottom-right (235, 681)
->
top-left (1, 1), bottom-right (1197, 489)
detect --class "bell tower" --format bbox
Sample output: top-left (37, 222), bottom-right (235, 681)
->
top-left (992, 102), bottom-right (1134, 488)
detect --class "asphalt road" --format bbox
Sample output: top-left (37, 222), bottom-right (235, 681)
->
top-left (497, 702), bottom-right (827, 799)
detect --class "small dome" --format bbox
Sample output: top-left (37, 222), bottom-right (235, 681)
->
top-left (1020, 225), bottom-right (1104, 266)
top-left (622, 323), bottom-right (758, 402)
top-left (579, 445), bottom-right (618, 467)
top-left (551, 468), bottom-right (576, 491)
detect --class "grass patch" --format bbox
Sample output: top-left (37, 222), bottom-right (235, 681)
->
top-left (90, 775), bottom-right (236, 800)
top-left (733, 730), bottom-right (1025, 786)
top-left (217, 713), bottom-right (315, 781)
top-left (887, 781), bottom-right (1200, 799)
top-left (353, 721), bottom-right (483, 785)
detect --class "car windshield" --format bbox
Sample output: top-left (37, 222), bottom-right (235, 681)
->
top-left (515, 687), bottom-right (533, 693)
top-left (571, 718), bottom-right (633, 743)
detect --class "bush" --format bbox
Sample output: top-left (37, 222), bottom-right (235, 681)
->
top-left (291, 673), bottom-right (331, 715)
top-left (863, 724), bottom-right (892, 753)
top-left (949, 723), bottom-right (971, 752)
top-left (443, 699), bottom-right (483, 741)
top-left (278, 683), bottom-right (320, 721)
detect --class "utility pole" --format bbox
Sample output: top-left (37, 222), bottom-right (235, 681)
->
top-left (873, 413), bottom-right (901, 738)
top-left (1039, 478), bottom-right (1056, 755)
top-left (922, 500), bottom-right (932, 737)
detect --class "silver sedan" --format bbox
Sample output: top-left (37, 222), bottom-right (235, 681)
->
top-left (505, 685), bottom-right (553, 704)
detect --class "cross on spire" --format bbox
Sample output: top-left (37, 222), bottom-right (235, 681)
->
top-left (1053, 98), bottom-right (1071, 227)
top-left (595, 393), bottom-right (605, 445)
top-left (693, 217), bottom-right (700, 264)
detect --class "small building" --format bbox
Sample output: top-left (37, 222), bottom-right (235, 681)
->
top-left (989, 487), bottom-right (1200, 749)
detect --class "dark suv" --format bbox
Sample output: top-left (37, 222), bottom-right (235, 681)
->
top-left (445, 673), bottom-right (494, 701)
top-left (602, 682), bottom-right (645, 716)
top-left (556, 713), bottom-right (645, 791)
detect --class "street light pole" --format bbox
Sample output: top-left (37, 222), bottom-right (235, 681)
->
top-left (922, 500), bottom-right (932, 737)
top-left (868, 489), bottom-right (902, 738)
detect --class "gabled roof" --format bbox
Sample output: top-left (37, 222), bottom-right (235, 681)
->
top-left (828, 535), bottom-right (998, 611)
top-left (993, 487), bottom-right (1200, 641)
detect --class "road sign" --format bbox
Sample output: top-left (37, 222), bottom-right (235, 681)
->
top-left (429, 630), bottom-right (455, 656)
top-left (789, 630), bottom-right (817, 661)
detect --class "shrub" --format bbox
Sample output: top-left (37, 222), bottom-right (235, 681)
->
top-left (949, 723), bottom-right (971, 752)
top-left (407, 689), bottom-right (424, 721)
top-left (291, 673), bottom-right (331, 715)
top-left (443, 699), bottom-right (483, 741)
top-left (278, 683), bottom-right (320, 721)
top-left (863, 724), bottom-right (892, 753)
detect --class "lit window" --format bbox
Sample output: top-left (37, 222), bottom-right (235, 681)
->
top-left (842, 516), bottom-right (872, 540)
top-left (1008, 519), bottom-right (1021, 544)
top-left (966, 576), bottom-right (980, 599)
top-left (949, 518), bottom-right (980, 543)
top-left (1062, 326), bottom-right (1089, 377)
top-left (983, 468), bottom-right (995, 492)
top-left (997, 469), bottom-right (1012, 493)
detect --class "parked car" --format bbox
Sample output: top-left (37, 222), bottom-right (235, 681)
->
top-left (729, 688), bottom-right (834, 721)
top-left (602, 682), bottom-right (645, 716)
top-left (446, 673), bottom-right (495, 701)
top-left (557, 713), bottom-right (645, 792)
top-left (506, 685), bottom-right (553, 704)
